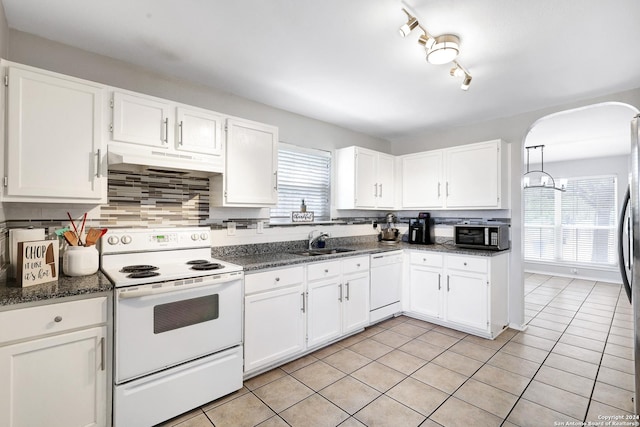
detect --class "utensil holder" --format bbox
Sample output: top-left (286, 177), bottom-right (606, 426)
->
top-left (63, 246), bottom-right (99, 276)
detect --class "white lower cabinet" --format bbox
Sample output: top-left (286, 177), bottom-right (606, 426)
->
top-left (0, 297), bottom-right (108, 427)
top-left (244, 266), bottom-right (305, 374)
top-left (407, 250), bottom-right (508, 338)
top-left (408, 252), bottom-right (444, 319)
top-left (243, 256), bottom-right (370, 375)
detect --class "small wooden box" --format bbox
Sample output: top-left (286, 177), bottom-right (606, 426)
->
top-left (16, 240), bottom-right (59, 287)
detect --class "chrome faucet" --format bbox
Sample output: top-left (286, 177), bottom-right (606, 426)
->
top-left (308, 230), bottom-right (330, 250)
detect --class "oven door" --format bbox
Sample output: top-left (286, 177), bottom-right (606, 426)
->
top-left (115, 272), bottom-right (243, 384)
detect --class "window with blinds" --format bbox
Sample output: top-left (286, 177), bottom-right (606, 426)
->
top-left (524, 175), bottom-right (617, 266)
top-left (270, 143), bottom-right (331, 221)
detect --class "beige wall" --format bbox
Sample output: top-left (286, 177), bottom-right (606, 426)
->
top-left (7, 30), bottom-right (390, 155)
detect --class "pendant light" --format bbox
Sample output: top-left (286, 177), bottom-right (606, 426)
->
top-left (523, 145), bottom-right (566, 191)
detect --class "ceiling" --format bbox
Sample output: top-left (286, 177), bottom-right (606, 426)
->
top-left (525, 102), bottom-right (638, 163)
top-left (2, 0), bottom-right (640, 140)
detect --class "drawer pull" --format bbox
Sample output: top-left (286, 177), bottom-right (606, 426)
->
top-left (54, 316), bottom-right (62, 323)
top-left (464, 262), bottom-right (467, 266)
top-left (275, 277), bottom-right (280, 282)
top-left (356, 263), bottom-right (360, 267)
top-left (324, 269), bottom-right (329, 273)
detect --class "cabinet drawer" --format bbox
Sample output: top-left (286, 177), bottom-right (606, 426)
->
top-left (245, 266), bottom-right (304, 294)
top-left (410, 252), bottom-right (443, 268)
top-left (0, 296), bottom-right (107, 344)
top-left (342, 256), bottom-right (370, 275)
top-left (308, 260), bottom-right (341, 281)
top-left (447, 255), bottom-right (488, 273)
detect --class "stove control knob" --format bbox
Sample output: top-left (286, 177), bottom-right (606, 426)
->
top-left (107, 236), bottom-right (119, 245)
top-left (191, 233), bottom-right (199, 241)
top-left (200, 232), bottom-right (209, 241)
top-left (121, 235), bottom-right (132, 245)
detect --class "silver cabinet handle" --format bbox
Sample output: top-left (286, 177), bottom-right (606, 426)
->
top-left (178, 120), bottom-right (183, 145)
top-left (438, 274), bottom-right (441, 291)
top-left (379, 184), bottom-right (383, 198)
top-left (374, 183), bottom-right (378, 198)
top-left (446, 182), bottom-right (450, 197)
top-left (447, 275), bottom-right (450, 292)
top-left (438, 182), bottom-right (441, 198)
top-left (301, 292), bottom-right (306, 313)
top-left (163, 118), bottom-right (169, 143)
top-left (100, 337), bottom-right (105, 371)
top-left (274, 171), bottom-right (278, 191)
top-left (338, 284), bottom-right (343, 302)
top-left (345, 282), bottom-right (350, 301)
top-left (95, 149), bottom-right (102, 178)
top-left (54, 316), bottom-right (62, 323)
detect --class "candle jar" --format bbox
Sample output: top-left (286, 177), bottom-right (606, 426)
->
top-left (63, 246), bottom-right (99, 276)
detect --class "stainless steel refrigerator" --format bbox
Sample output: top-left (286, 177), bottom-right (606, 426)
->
top-left (618, 114), bottom-right (639, 414)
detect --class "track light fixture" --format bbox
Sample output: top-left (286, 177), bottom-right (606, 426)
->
top-left (398, 7), bottom-right (472, 90)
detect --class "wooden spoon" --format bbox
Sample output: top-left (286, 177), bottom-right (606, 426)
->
top-left (63, 230), bottom-right (79, 246)
top-left (86, 228), bottom-right (107, 246)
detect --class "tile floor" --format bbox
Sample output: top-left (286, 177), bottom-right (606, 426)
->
top-left (158, 273), bottom-right (635, 427)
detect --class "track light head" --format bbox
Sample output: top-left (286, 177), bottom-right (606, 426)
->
top-left (398, 15), bottom-right (419, 37)
top-left (417, 33), bottom-right (435, 50)
top-left (461, 74), bottom-right (472, 91)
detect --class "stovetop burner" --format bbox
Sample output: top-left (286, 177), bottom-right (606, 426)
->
top-left (120, 265), bottom-right (159, 273)
top-left (190, 263), bottom-right (223, 271)
top-left (186, 260), bottom-right (211, 265)
top-left (126, 271), bottom-right (161, 279)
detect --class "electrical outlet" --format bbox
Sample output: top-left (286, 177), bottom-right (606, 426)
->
top-left (257, 221), bottom-right (264, 234)
top-left (227, 222), bottom-right (236, 236)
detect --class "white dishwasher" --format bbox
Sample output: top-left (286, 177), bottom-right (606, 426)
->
top-left (370, 250), bottom-right (404, 323)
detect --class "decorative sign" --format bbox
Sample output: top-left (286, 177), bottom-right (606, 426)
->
top-left (292, 211), bottom-right (314, 223)
top-left (16, 240), bottom-right (59, 287)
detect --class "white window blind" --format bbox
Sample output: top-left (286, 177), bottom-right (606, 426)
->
top-left (524, 175), bottom-right (617, 266)
top-left (270, 143), bottom-right (331, 221)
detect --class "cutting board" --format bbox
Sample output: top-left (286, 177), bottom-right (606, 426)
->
top-left (16, 240), bottom-right (59, 287)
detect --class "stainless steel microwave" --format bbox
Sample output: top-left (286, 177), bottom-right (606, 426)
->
top-left (453, 224), bottom-right (510, 250)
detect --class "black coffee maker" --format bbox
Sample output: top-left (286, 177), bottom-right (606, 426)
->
top-left (409, 212), bottom-right (435, 244)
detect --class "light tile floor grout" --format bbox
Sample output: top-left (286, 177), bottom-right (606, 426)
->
top-left (157, 274), bottom-right (635, 427)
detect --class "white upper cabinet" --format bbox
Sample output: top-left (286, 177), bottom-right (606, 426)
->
top-left (3, 62), bottom-right (106, 203)
top-left (400, 139), bottom-right (508, 210)
top-left (401, 150), bottom-right (443, 209)
top-left (175, 106), bottom-right (224, 155)
top-left (335, 146), bottom-right (395, 210)
top-left (210, 117), bottom-right (278, 207)
top-left (112, 91), bottom-right (170, 149)
top-left (445, 140), bottom-right (506, 208)
top-left (108, 90), bottom-right (224, 173)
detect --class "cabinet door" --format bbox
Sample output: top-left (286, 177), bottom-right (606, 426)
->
top-left (402, 151), bottom-right (443, 208)
top-left (376, 153), bottom-right (395, 208)
top-left (0, 326), bottom-right (107, 427)
top-left (225, 118), bottom-right (278, 205)
top-left (409, 266), bottom-right (442, 318)
top-left (176, 106), bottom-right (224, 155)
top-left (112, 91), bottom-right (171, 148)
top-left (354, 149), bottom-right (377, 208)
top-left (445, 142), bottom-right (499, 208)
top-left (244, 285), bottom-right (305, 373)
top-left (307, 279), bottom-right (342, 348)
top-left (445, 272), bottom-right (488, 331)
top-left (342, 272), bottom-right (370, 334)
top-left (6, 66), bottom-right (105, 201)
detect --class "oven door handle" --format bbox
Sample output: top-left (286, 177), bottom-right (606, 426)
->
top-left (117, 273), bottom-right (242, 299)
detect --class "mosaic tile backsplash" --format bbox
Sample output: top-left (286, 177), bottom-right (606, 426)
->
top-left (101, 170), bottom-right (210, 227)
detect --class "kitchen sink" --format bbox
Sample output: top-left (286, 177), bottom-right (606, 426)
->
top-left (292, 248), bottom-right (356, 257)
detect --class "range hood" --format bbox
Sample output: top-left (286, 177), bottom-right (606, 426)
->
top-left (107, 143), bottom-right (223, 176)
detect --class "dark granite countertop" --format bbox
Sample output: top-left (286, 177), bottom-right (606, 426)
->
top-left (0, 272), bottom-right (113, 307)
top-left (223, 241), bottom-right (509, 272)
